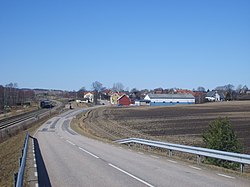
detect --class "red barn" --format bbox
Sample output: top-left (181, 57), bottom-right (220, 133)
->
top-left (117, 94), bottom-right (131, 106)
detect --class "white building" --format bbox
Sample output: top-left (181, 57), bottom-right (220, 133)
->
top-left (205, 91), bottom-right (222, 102)
top-left (144, 94), bottom-right (195, 106)
top-left (84, 92), bottom-right (94, 103)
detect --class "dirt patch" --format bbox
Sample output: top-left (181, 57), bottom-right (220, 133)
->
top-left (72, 101), bottom-right (250, 154)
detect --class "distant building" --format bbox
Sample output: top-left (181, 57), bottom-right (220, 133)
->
top-left (117, 94), bottom-right (131, 106)
top-left (144, 93), bottom-right (195, 106)
top-left (84, 92), bottom-right (94, 103)
top-left (135, 100), bottom-right (150, 106)
top-left (110, 93), bottom-right (124, 105)
top-left (205, 91), bottom-right (224, 102)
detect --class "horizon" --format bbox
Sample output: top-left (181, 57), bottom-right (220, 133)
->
top-left (1, 1), bottom-right (249, 91)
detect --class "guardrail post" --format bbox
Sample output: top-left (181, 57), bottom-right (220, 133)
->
top-left (148, 146), bottom-right (151, 151)
top-left (14, 172), bottom-right (18, 187)
top-left (240, 163), bottom-right (244, 173)
top-left (169, 150), bottom-right (172, 157)
top-left (197, 155), bottom-right (201, 165)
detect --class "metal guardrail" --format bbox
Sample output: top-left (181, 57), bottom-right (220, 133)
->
top-left (116, 138), bottom-right (250, 173)
top-left (14, 132), bottom-right (29, 187)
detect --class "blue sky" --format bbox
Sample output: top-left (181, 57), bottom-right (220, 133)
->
top-left (0, 0), bottom-right (249, 91)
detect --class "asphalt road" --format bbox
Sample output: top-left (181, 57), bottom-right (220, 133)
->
top-left (35, 108), bottom-right (250, 187)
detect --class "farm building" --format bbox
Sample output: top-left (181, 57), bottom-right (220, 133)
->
top-left (144, 93), bottom-right (195, 106)
top-left (84, 92), bottom-right (94, 103)
top-left (135, 100), bottom-right (150, 106)
top-left (110, 93), bottom-right (123, 105)
top-left (117, 94), bottom-right (131, 106)
top-left (205, 91), bottom-right (224, 102)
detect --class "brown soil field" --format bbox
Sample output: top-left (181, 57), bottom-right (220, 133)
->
top-left (74, 101), bottom-right (250, 154)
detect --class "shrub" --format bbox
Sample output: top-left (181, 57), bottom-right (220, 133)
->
top-left (202, 118), bottom-right (242, 169)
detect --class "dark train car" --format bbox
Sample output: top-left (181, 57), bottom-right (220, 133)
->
top-left (40, 100), bottom-right (53, 108)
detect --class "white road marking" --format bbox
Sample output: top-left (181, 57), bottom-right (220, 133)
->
top-left (150, 155), bottom-right (159, 159)
top-left (35, 183), bottom-right (38, 187)
top-left (79, 147), bottom-right (99, 159)
top-left (189, 165), bottom-right (201, 170)
top-left (108, 163), bottom-right (154, 187)
top-left (217, 173), bottom-right (235, 179)
top-left (66, 140), bottom-right (75, 146)
top-left (166, 159), bottom-right (177, 163)
top-left (34, 164), bottom-right (37, 168)
top-left (34, 158), bottom-right (36, 162)
top-left (34, 172), bottom-right (38, 177)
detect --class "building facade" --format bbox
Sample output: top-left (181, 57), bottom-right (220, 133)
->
top-left (144, 93), bottom-right (195, 106)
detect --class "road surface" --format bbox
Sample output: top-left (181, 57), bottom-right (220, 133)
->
top-left (34, 108), bottom-right (250, 187)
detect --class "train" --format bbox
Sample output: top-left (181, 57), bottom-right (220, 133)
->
top-left (40, 100), bottom-right (54, 109)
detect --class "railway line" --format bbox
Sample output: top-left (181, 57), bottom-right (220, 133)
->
top-left (0, 109), bottom-right (50, 130)
top-left (0, 100), bottom-right (63, 131)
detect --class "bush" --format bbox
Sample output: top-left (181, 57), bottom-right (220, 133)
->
top-left (202, 118), bottom-right (242, 169)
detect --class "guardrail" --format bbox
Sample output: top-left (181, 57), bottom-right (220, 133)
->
top-left (14, 132), bottom-right (29, 187)
top-left (116, 138), bottom-right (250, 173)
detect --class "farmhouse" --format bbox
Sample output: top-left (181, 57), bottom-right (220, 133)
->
top-left (117, 94), bottom-right (131, 106)
top-left (205, 91), bottom-right (224, 102)
top-left (110, 93), bottom-right (123, 105)
top-left (84, 92), bottom-right (94, 103)
top-left (144, 93), bottom-right (195, 106)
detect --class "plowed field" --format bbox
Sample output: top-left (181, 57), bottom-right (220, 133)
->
top-left (74, 101), bottom-right (250, 154)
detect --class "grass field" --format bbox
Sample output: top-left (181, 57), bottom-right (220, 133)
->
top-left (73, 101), bottom-right (250, 154)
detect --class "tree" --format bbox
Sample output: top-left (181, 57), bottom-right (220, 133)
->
top-left (202, 118), bottom-right (242, 169)
top-left (78, 86), bottom-right (86, 92)
top-left (197, 86), bottom-right (206, 92)
top-left (236, 85), bottom-right (242, 93)
top-left (242, 85), bottom-right (248, 94)
top-left (112, 82), bottom-right (124, 92)
top-left (92, 81), bottom-right (104, 92)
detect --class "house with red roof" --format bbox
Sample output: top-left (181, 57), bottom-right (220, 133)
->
top-left (117, 94), bottom-right (131, 106)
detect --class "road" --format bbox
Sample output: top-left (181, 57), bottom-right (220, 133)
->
top-left (35, 108), bottom-right (250, 187)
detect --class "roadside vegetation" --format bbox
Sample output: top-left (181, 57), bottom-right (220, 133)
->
top-left (203, 118), bottom-right (242, 169)
top-left (0, 114), bottom-right (57, 187)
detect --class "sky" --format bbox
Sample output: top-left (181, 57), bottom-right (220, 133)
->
top-left (0, 0), bottom-right (249, 91)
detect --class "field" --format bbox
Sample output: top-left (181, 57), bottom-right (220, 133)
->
top-left (73, 101), bottom-right (250, 154)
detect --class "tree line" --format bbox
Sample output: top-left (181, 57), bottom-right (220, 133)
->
top-left (0, 83), bottom-right (35, 112)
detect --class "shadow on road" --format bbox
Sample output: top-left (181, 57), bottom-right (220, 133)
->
top-left (31, 136), bottom-right (52, 187)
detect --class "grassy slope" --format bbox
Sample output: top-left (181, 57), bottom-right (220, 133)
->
top-left (0, 119), bottom-right (47, 186)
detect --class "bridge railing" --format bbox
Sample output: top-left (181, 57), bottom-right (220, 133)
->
top-left (14, 132), bottom-right (29, 187)
top-left (115, 138), bottom-right (250, 173)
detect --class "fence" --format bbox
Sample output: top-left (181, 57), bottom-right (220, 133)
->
top-left (116, 138), bottom-right (250, 173)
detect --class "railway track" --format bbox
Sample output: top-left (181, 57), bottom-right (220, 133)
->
top-left (0, 109), bottom-right (50, 130)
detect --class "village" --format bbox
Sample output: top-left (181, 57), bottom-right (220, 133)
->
top-left (1, 83), bottom-right (250, 113)
top-left (75, 84), bottom-right (250, 107)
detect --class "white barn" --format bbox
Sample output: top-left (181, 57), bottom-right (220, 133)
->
top-left (144, 93), bottom-right (195, 106)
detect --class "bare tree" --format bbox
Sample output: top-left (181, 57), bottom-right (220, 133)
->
top-left (92, 81), bottom-right (104, 92)
top-left (236, 85), bottom-right (242, 93)
top-left (112, 82), bottom-right (124, 92)
top-left (197, 86), bottom-right (206, 92)
top-left (92, 81), bottom-right (105, 105)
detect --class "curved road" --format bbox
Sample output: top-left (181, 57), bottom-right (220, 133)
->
top-left (35, 108), bottom-right (250, 187)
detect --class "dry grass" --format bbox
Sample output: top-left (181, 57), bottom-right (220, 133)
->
top-left (0, 115), bottom-right (55, 187)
